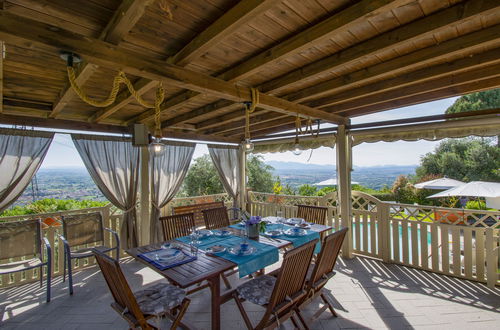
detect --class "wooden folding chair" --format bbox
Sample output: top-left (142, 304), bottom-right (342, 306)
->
top-left (202, 206), bottom-right (231, 230)
top-left (296, 204), bottom-right (328, 225)
top-left (229, 239), bottom-right (318, 330)
top-left (93, 249), bottom-right (190, 330)
top-left (295, 228), bottom-right (348, 327)
top-left (159, 213), bottom-right (195, 240)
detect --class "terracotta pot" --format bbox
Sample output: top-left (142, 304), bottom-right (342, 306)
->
top-left (434, 210), bottom-right (465, 225)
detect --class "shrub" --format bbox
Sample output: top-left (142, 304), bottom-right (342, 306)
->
top-left (0, 199), bottom-right (109, 217)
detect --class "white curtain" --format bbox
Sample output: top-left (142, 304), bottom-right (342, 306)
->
top-left (72, 135), bottom-right (140, 249)
top-left (150, 141), bottom-right (195, 243)
top-left (208, 145), bottom-right (240, 202)
top-left (0, 129), bottom-right (54, 212)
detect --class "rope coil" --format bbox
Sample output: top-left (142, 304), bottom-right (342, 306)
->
top-left (244, 88), bottom-right (259, 140)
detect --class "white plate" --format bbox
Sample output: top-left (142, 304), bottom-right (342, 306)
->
top-left (265, 230), bottom-right (282, 238)
top-left (197, 229), bottom-right (213, 239)
top-left (284, 228), bottom-right (307, 237)
top-left (286, 218), bottom-right (304, 225)
top-left (228, 245), bottom-right (257, 256)
top-left (213, 229), bottom-right (232, 237)
top-left (154, 249), bottom-right (182, 262)
top-left (206, 245), bottom-right (226, 253)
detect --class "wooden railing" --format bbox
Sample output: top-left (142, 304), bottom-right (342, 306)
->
top-left (161, 193), bottom-right (234, 217)
top-left (0, 204), bottom-right (122, 288)
top-left (249, 190), bottom-right (500, 288)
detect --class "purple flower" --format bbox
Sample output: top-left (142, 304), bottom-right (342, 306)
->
top-left (245, 215), bottom-right (261, 225)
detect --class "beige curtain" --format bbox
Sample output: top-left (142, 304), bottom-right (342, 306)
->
top-left (150, 141), bottom-right (195, 243)
top-left (208, 145), bottom-right (240, 202)
top-left (72, 135), bottom-right (140, 249)
top-left (253, 135), bottom-right (336, 154)
top-left (0, 129), bottom-right (54, 212)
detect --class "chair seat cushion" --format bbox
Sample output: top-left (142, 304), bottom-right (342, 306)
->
top-left (236, 275), bottom-right (276, 306)
top-left (71, 245), bottom-right (113, 258)
top-left (0, 258), bottom-right (43, 274)
top-left (134, 282), bottom-right (186, 315)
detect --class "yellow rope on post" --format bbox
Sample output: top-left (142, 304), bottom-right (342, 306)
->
top-left (244, 88), bottom-right (259, 140)
top-left (67, 66), bottom-right (165, 127)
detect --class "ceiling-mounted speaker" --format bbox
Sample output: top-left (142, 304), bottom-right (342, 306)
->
top-left (132, 124), bottom-right (149, 146)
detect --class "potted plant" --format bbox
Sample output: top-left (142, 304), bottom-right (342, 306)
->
top-left (244, 215), bottom-right (266, 239)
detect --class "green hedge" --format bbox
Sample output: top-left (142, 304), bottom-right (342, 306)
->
top-left (0, 198), bottom-right (109, 217)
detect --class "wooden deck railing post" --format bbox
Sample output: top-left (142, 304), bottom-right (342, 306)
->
top-left (336, 124), bottom-right (353, 258)
top-left (485, 227), bottom-right (499, 288)
top-left (378, 202), bottom-right (391, 263)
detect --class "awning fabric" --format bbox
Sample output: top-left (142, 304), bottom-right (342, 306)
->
top-left (253, 135), bottom-right (336, 154)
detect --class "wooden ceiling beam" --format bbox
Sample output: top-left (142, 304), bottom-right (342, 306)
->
top-left (260, 0), bottom-right (500, 94)
top-left (170, 0), bottom-right (280, 66)
top-left (205, 112), bottom-right (289, 136)
top-left (164, 0), bottom-right (499, 128)
top-left (339, 76), bottom-right (500, 118)
top-left (161, 128), bottom-right (239, 144)
top-left (0, 41), bottom-right (3, 113)
top-left (325, 64), bottom-right (500, 114)
top-left (314, 49), bottom-right (500, 110)
top-left (286, 25), bottom-right (500, 103)
top-left (161, 99), bottom-right (237, 128)
top-left (0, 11), bottom-right (347, 124)
top-left (50, 0), bottom-right (154, 119)
top-left (141, 0), bottom-right (405, 125)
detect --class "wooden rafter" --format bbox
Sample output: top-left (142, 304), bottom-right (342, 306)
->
top-left (170, 0), bottom-right (280, 66)
top-left (163, 0), bottom-right (499, 129)
top-left (50, 0), bottom-right (154, 119)
top-left (138, 0), bottom-right (407, 124)
top-left (198, 47), bottom-right (500, 135)
top-left (0, 41), bottom-right (3, 113)
top-left (110, 0), bottom-right (280, 124)
top-left (246, 76), bottom-right (500, 139)
top-left (0, 11), bottom-right (347, 124)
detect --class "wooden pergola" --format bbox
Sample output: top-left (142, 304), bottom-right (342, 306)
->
top-left (0, 0), bottom-right (499, 251)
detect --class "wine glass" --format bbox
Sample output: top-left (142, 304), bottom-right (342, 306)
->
top-left (189, 227), bottom-right (201, 245)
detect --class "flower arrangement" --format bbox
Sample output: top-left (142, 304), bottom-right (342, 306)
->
top-left (244, 215), bottom-right (267, 238)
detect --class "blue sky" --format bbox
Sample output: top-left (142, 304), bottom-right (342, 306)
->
top-left (40, 97), bottom-right (458, 169)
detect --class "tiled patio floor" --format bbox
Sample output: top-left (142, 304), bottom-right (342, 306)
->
top-left (1, 256), bottom-right (499, 329)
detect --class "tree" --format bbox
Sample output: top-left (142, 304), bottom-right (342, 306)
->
top-left (246, 155), bottom-right (275, 193)
top-left (181, 154), bottom-right (276, 197)
top-left (445, 88), bottom-right (500, 114)
top-left (416, 138), bottom-right (500, 182)
top-left (298, 184), bottom-right (317, 196)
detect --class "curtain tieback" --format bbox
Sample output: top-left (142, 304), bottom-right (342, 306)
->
top-left (122, 205), bottom-right (137, 214)
top-left (151, 202), bottom-right (161, 210)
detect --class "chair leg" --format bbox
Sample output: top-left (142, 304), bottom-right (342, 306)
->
top-left (39, 265), bottom-right (43, 288)
top-left (170, 298), bottom-right (190, 330)
top-left (233, 292), bottom-right (253, 330)
top-left (67, 255), bottom-right (74, 295)
top-left (63, 250), bottom-right (67, 282)
top-left (46, 263), bottom-right (51, 303)
top-left (295, 308), bottom-right (309, 330)
top-left (320, 292), bottom-right (337, 317)
top-left (290, 315), bottom-right (300, 329)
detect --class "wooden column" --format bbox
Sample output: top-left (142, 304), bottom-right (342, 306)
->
top-left (139, 146), bottom-right (150, 245)
top-left (239, 145), bottom-right (247, 211)
top-left (336, 124), bottom-right (353, 258)
top-left (0, 41), bottom-right (3, 113)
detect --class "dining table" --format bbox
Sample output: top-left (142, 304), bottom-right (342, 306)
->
top-left (126, 217), bottom-right (333, 330)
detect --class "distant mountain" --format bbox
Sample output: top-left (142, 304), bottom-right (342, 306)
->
top-left (266, 161), bottom-right (335, 171)
top-left (266, 161), bottom-right (417, 190)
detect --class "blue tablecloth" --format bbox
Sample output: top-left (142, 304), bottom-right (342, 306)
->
top-left (176, 233), bottom-right (279, 277)
top-left (264, 223), bottom-right (321, 253)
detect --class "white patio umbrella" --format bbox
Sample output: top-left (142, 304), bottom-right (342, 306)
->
top-left (414, 177), bottom-right (464, 190)
top-left (428, 181), bottom-right (500, 209)
top-left (313, 178), bottom-right (359, 186)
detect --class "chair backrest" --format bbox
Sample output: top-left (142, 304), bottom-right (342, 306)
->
top-left (93, 249), bottom-right (150, 328)
top-left (173, 201), bottom-right (224, 228)
top-left (296, 204), bottom-right (328, 225)
top-left (202, 206), bottom-right (230, 230)
top-left (309, 228), bottom-right (348, 289)
top-left (159, 213), bottom-right (195, 240)
top-left (0, 219), bottom-right (41, 260)
top-left (267, 239), bottom-right (317, 313)
top-left (62, 212), bottom-right (104, 247)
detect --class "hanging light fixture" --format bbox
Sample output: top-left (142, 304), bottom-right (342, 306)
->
top-left (243, 88), bottom-right (259, 153)
top-left (292, 136), bottom-right (302, 155)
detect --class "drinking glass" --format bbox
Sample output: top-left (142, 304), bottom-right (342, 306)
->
top-left (189, 227), bottom-right (201, 245)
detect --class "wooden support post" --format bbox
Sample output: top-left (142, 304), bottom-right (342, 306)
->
top-left (0, 41), bottom-right (3, 113)
top-left (336, 124), bottom-right (353, 258)
top-left (239, 145), bottom-right (247, 211)
top-left (139, 146), bottom-right (150, 245)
